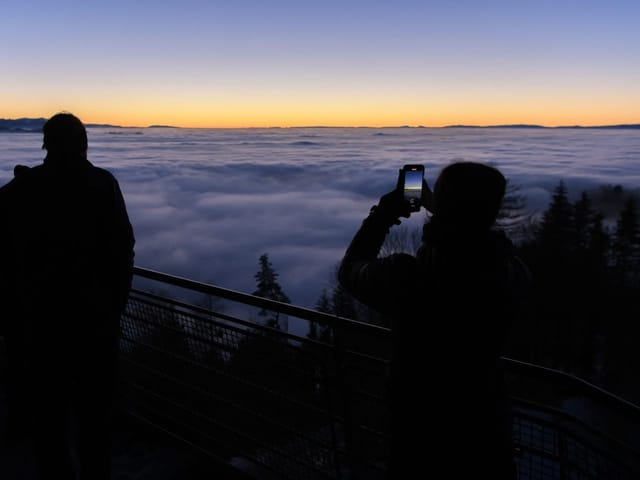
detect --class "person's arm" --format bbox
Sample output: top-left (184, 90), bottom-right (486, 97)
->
top-left (109, 177), bottom-right (135, 316)
top-left (338, 185), bottom-right (413, 314)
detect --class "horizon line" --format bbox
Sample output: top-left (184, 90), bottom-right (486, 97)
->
top-left (2, 118), bottom-right (640, 130)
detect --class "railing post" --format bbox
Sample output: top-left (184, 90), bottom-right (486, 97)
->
top-left (558, 429), bottom-right (568, 480)
top-left (320, 361), bottom-right (343, 480)
top-left (332, 319), bottom-right (355, 480)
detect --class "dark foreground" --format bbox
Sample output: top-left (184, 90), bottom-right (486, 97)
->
top-left (0, 388), bottom-right (252, 480)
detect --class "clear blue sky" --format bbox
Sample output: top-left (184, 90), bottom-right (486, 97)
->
top-left (2, 0), bottom-right (639, 127)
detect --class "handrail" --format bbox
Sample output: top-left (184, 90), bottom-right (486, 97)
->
top-left (134, 266), bottom-right (640, 418)
top-left (133, 266), bottom-right (390, 335)
top-left (133, 266), bottom-right (640, 416)
top-left (502, 357), bottom-right (640, 418)
top-left (124, 266), bottom-right (640, 479)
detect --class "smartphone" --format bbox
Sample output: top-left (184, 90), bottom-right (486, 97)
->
top-left (402, 164), bottom-right (424, 212)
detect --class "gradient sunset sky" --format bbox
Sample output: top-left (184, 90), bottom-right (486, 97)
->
top-left (2, 1), bottom-right (639, 128)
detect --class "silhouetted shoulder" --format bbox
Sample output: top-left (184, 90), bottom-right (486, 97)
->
top-left (0, 164), bottom-right (37, 194)
top-left (83, 164), bottom-right (118, 184)
top-left (91, 164), bottom-right (119, 181)
top-left (87, 166), bottom-right (128, 202)
top-left (13, 164), bottom-right (30, 177)
top-left (7, 163), bottom-right (47, 184)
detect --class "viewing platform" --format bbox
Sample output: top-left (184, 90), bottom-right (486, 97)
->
top-left (2, 266), bottom-right (640, 479)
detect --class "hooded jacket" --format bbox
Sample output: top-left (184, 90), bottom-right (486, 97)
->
top-left (339, 210), bottom-right (530, 478)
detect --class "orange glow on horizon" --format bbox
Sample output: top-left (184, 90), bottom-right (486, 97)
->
top-left (3, 96), bottom-right (638, 129)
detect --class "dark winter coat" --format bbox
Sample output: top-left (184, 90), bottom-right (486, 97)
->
top-left (0, 157), bottom-right (134, 387)
top-left (339, 211), bottom-right (530, 478)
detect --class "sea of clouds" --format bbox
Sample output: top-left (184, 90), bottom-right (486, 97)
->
top-left (1, 127), bottom-right (639, 308)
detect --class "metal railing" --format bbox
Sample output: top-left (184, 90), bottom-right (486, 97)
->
top-left (121, 267), bottom-right (391, 480)
top-left (118, 267), bottom-right (640, 479)
top-left (505, 359), bottom-right (640, 479)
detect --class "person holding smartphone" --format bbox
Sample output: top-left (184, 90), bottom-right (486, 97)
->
top-left (338, 162), bottom-right (530, 479)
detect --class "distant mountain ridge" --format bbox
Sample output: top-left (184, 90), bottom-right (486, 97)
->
top-left (1, 118), bottom-right (639, 131)
top-left (0, 118), bottom-right (177, 132)
top-left (0, 118), bottom-right (47, 132)
top-left (443, 124), bottom-right (640, 129)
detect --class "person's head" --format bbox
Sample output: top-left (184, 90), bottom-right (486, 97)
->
top-left (431, 162), bottom-right (506, 231)
top-left (42, 112), bottom-right (88, 161)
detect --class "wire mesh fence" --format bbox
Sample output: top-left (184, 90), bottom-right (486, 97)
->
top-left (120, 268), bottom-right (391, 479)
top-left (115, 267), bottom-right (640, 479)
top-left (2, 267), bottom-right (638, 478)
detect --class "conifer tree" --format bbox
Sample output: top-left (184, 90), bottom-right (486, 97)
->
top-left (192, 281), bottom-right (227, 366)
top-left (253, 253), bottom-right (291, 329)
top-left (587, 212), bottom-right (610, 272)
top-left (308, 288), bottom-right (333, 342)
top-left (573, 191), bottom-right (594, 252)
top-left (129, 290), bottom-right (192, 381)
top-left (536, 180), bottom-right (573, 253)
top-left (571, 191), bottom-right (611, 273)
top-left (315, 288), bottom-right (332, 314)
top-left (525, 182), bottom-right (576, 371)
top-left (612, 196), bottom-right (640, 284)
top-left (331, 282), bottom-right (358, 320)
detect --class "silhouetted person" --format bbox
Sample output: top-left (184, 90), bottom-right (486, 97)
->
top-left (0, 112), bottom-right (135, 479)
top-left (339, 162), bottom-right (530, 479)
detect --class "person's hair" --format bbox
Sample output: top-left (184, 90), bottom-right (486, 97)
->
top-left (42, 112), bottom-right (88, 158)
top-left (432, 161), bottom-right (506, 230)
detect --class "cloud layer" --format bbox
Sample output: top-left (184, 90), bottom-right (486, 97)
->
top-left (2, 127), bottom-right (639, 308)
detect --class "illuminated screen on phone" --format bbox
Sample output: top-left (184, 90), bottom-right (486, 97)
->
top-left (404, 170), bottom-right (423, 203)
